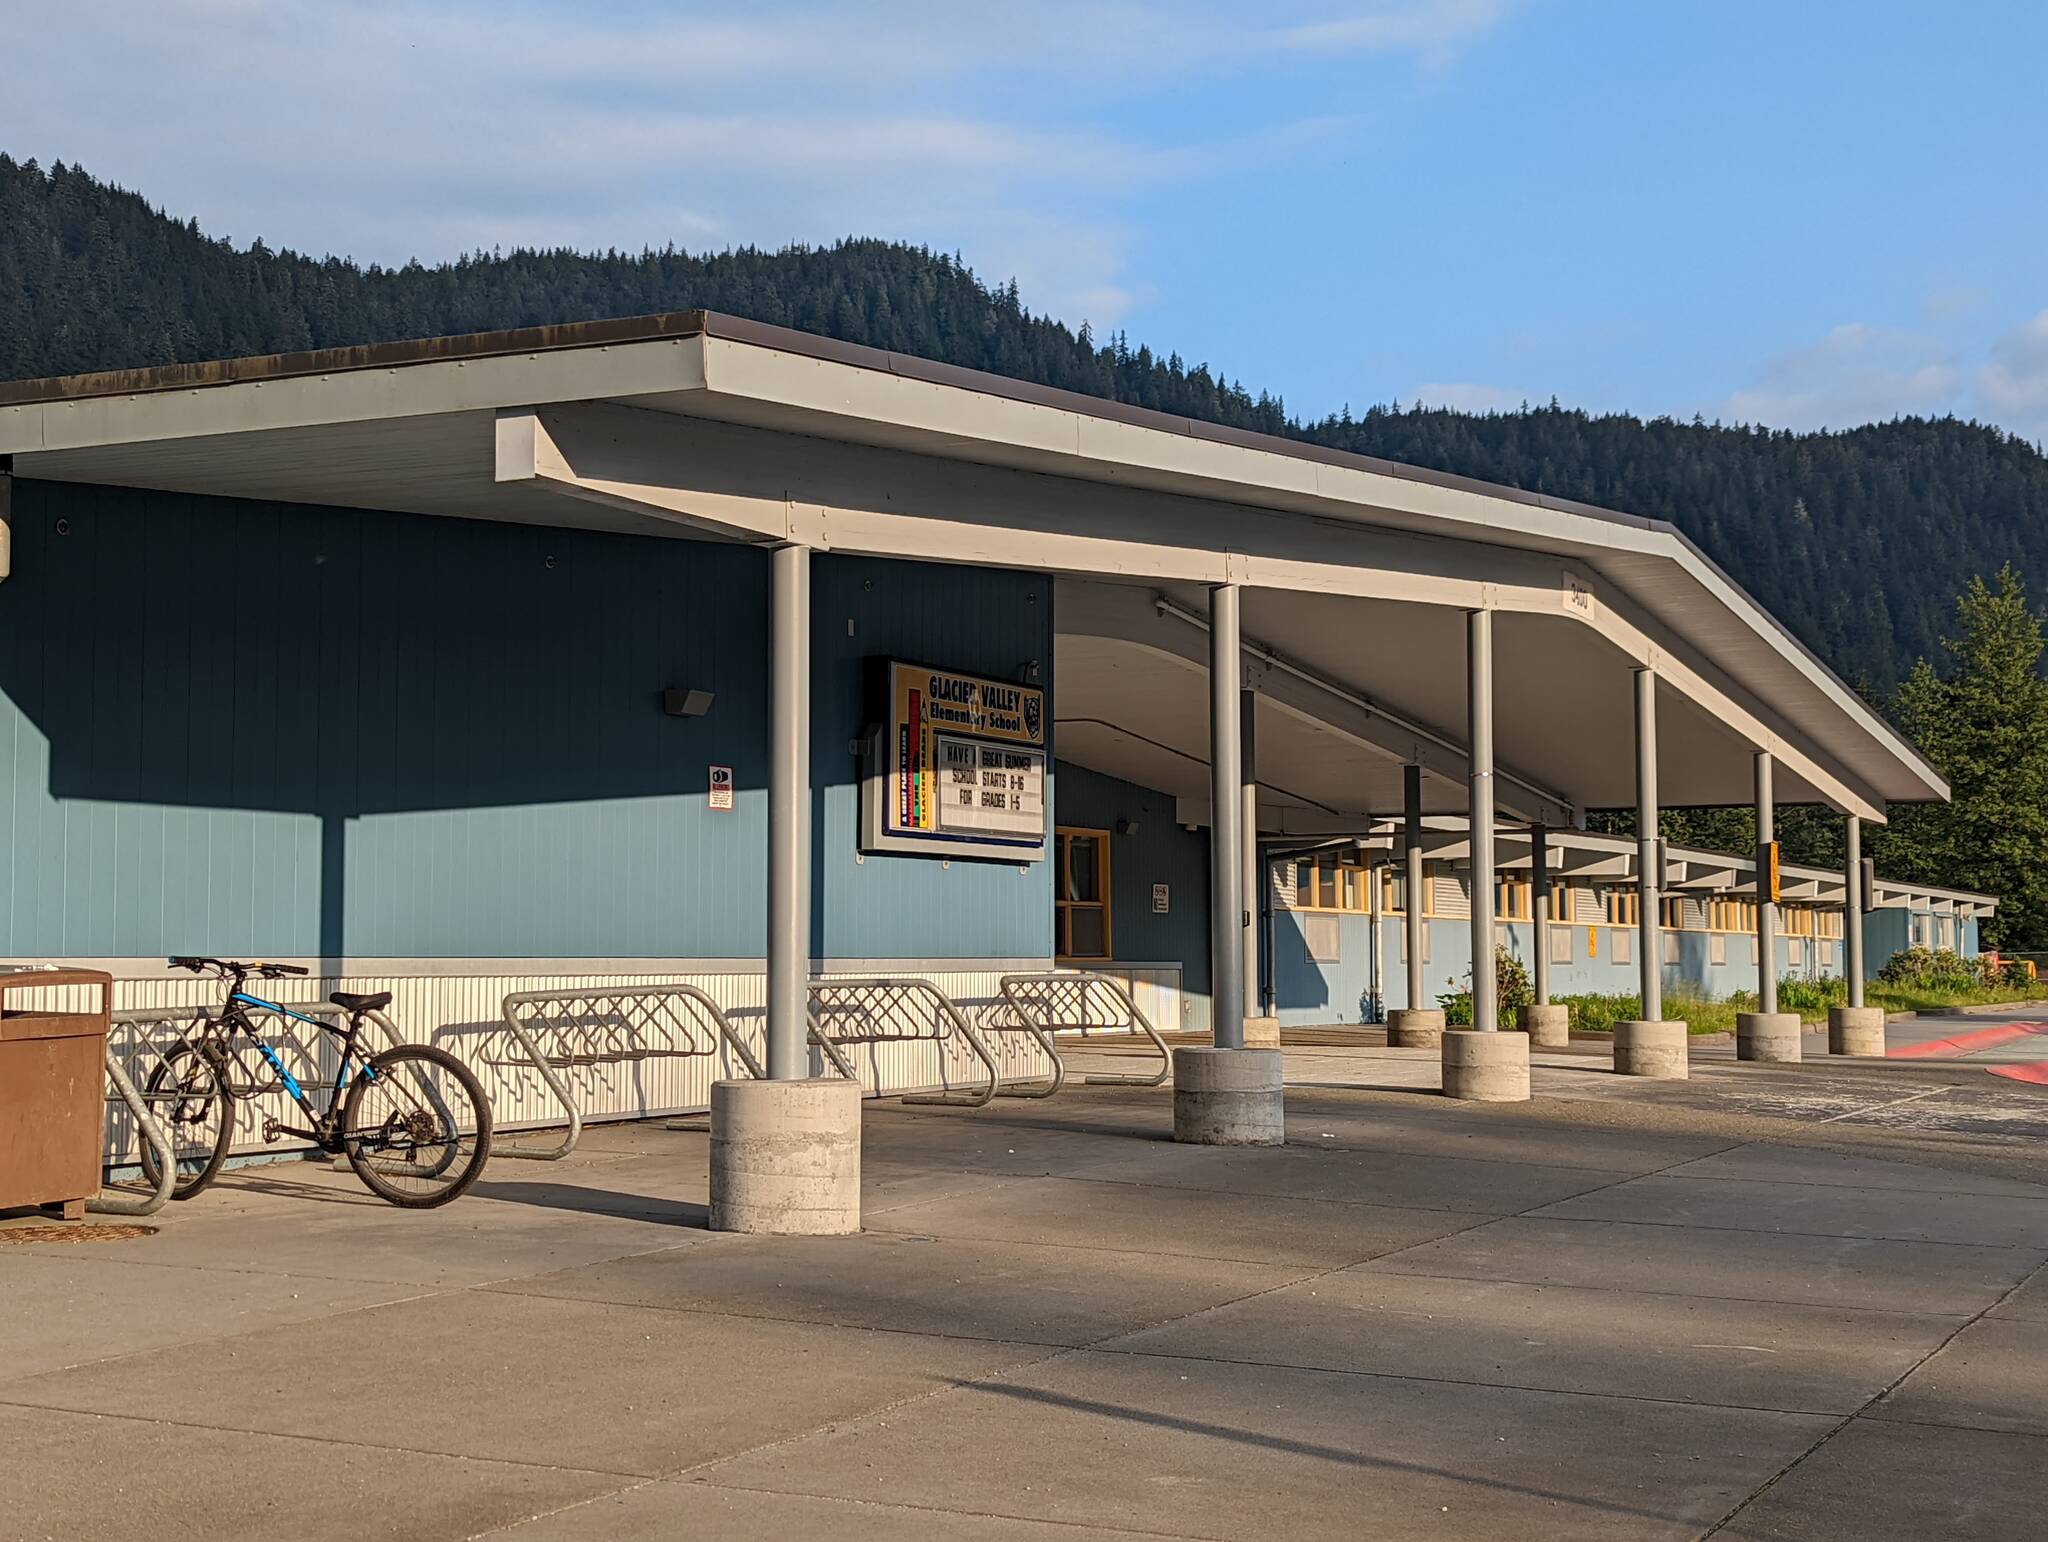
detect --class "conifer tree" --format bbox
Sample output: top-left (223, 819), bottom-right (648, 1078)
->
top-left (1874, 566), bottom-right (2048, 947)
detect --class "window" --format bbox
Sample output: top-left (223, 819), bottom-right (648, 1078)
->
top-left (1056, 827), bottom-right (1111, 960)
top-left (1710, 933), bottom-right (1727, 966)
top-left (1547, 881), bottom-right (1570, 920)
top-left (1548, 925), bottom-right (1574, 965)
top-left (1606, 889), bottom-right (1640, 927)
top-left (1381, 867), bottom-right (1407, 916)
top-left (1292, 855), bottom-right (1367, 913)
top-left (1495, 877), bottom-right (1531, 921)
top-left (1787, 937), bottom-right (1806, 967)
top-left (1612, 928), bottom-right (1633, 965)
top-left (1816, 910), bottom-right (1842, 940)
top-left (1710, 896), bottom-right (1758, 933)
top-left (1660, 896), bottom-right (1685, 930)
top-left (1784, 906), bottom-right (1816, 938)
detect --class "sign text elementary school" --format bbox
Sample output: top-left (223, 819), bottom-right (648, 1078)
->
top-left (862, 661), bottom-right (1049, 860)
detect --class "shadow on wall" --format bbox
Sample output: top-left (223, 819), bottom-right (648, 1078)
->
top-left (0, 482), bottom-right (1053, 962)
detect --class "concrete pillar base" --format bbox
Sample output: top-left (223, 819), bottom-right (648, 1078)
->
top-left (1613, 1020), bottom-right (1690, 1079)
top-left (1828, 1005), bottom-right (1887, 1057)
top-left (709, 1078), bottom-right (861, 1235)
top-left (1517, 1003), bottom-right (1570, 1048)
top-left (1387, 1008), bottom-right (1446, 1050)
top-left (1736, 1011), bottom-right (1804, 1063)
top-left (1242, 1015), bottom-right (1282, 1049)
top-left (1441, 1029), bottom-right (1531, 1102)
top-left (1173, 1047), bottom-right (1284, 1146)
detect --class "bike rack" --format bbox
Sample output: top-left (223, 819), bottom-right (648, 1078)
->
top-left (90, 1028), bottom-right (177, 1217)
top-left (997, 971), bottom-right (1173, 1088)
top-left (971, 998), bottom-right (1066, 1099)
top-left (491, 983), bottom-right (765, 1161)
top-left (806, 977), bottom-right (1003, 1107)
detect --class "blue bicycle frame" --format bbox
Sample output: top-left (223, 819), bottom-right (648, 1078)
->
top-left (221, 988), bottom-right (380, 1141)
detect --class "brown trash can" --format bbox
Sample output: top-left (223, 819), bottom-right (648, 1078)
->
top-left (0, 968), bottom-right (113, 1219)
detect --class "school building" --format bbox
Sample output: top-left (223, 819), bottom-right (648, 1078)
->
top-left (0, 312), bottom-right (1982, 1229)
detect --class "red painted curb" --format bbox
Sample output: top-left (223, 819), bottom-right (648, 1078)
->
top-left (1887, 1021), bottom-right (2048, 1059)
top-left (1988, 1061), bottom-right (2048, 1086)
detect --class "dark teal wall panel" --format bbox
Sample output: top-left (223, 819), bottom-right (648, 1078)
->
top-left (0, 482), bottom-right (1070, 962)
top-left (1050, 760), bottom-right (1209, 988)
top-left (812, 555), bottom-right (1054, 959)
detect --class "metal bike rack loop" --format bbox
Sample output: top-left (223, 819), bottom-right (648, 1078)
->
top-left (493, 982), bottom-right (765, 1160)
top-left (92, 1011), bottom-right (182, 1217)
top-left (806, 977), bottom-right (1003, 1108)
top-left (997, 972), bottom-right (1173, 1088)
top-left (971, 998), bottom-right (1066, 1099)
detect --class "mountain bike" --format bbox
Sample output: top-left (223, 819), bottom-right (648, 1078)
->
top-left (138, 958), bottom-right (493, 1208)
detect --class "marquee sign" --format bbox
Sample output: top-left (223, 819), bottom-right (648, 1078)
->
top-left (861, 661), bottom-right (1048, 860)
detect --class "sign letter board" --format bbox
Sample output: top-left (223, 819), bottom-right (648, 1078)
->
top-left (861, 660), bottom-right (1048, 861)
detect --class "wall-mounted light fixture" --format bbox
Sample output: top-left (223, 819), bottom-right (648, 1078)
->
top-left (1116, 817), bottom-right (1139, 837)
top-left (662, 687), bottom-right (715, 718)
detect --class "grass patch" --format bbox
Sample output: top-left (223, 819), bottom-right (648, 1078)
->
top-left (1555, 975), bottom-right (2048, 1034)
top-left (1553, 992), bottom-right (1742, 1036)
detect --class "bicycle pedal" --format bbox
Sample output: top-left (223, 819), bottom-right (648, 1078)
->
top-left (261, 1118), bottom-right (284, 1143)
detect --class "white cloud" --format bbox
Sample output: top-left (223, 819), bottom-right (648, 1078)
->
top-left (1977, 309), bottom-right (2048, 443)
top-left (2, 1), bottom-right (1515, 333)
top-left (1723, 323), bottom-right (1963, 431)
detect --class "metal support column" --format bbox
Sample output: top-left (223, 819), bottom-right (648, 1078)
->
top-left (1755, 750), bottom-right (1778, 1015)
top-left (1208, 584), bottom-right (1245, 1050)
top-left (1635, 668), bottom-right (1662, 1024)
top-left (1468, 611), bottom-right (1497, 1032)
top-left (1404, 764), bottom-right (1425, 1014)
top-left (1530, 823), bottom-right (1551, 1007)
top-left (1844, 813), bottom-right (1865, 1008)
top-left (767, 543), bottom-right (811, 1080)
top-left (1240, 688), bottom-right (1261, 1020)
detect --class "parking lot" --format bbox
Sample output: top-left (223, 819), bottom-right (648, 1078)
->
top-left (4, 1025), bottom-right (2046, 1542)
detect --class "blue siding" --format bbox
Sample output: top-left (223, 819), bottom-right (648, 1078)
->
top-left (1051, 760), bottom-right (1209, 991)
top-left (813, 556), bottom-right (1053, 960)
top-left (0, 481), bottom-right (1052, 962)
top-left (1272, 910), bottom-right (1373, 1024)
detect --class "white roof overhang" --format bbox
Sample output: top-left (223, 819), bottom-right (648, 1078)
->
top-left (0, 314), bottom-right (1944, 824)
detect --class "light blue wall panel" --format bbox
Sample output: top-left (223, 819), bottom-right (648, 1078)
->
top-left (1271, 910), bottom-right (1373, 1024)
top-left (1050, 760), bottom-right (1209, 988)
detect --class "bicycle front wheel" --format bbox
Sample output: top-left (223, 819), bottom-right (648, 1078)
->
top-left (341, 1045), bottom-right (493, 1208)
top-left (137, 1046), bottom-right (235, 1200)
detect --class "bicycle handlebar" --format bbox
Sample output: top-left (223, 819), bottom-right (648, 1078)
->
top-left (168, 956), bottom-right (309, 979)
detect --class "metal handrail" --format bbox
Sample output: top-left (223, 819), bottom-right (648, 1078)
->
top-left (997, 971), bottom-right (1172, 1087)
top-left (806, 977), bottom-right (1002, 1107)
top-left (494, 982), bottom-right (764, 1160)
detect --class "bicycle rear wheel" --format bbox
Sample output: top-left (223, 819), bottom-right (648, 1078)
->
top-left (341, 1045), bottom-right (492, 1208)
top-left (136, 1046), bottom-right (235, 1200)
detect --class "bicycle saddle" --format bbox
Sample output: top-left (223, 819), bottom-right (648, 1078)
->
top-left (330, 990), bottom-right (393, 1014)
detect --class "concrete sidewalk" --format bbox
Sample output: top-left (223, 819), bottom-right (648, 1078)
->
top-left (3, 1035), bottom-right (2045, 1540)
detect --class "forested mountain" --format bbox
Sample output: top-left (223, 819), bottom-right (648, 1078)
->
top-left (6, 153), bottom-right (2044, 695)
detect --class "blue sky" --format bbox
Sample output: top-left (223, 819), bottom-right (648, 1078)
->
top-left (10, 1), bottom-right (2048, 439)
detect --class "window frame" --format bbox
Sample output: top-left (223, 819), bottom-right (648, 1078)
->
top-left (1054, 825), bottom-right (1113, 961)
